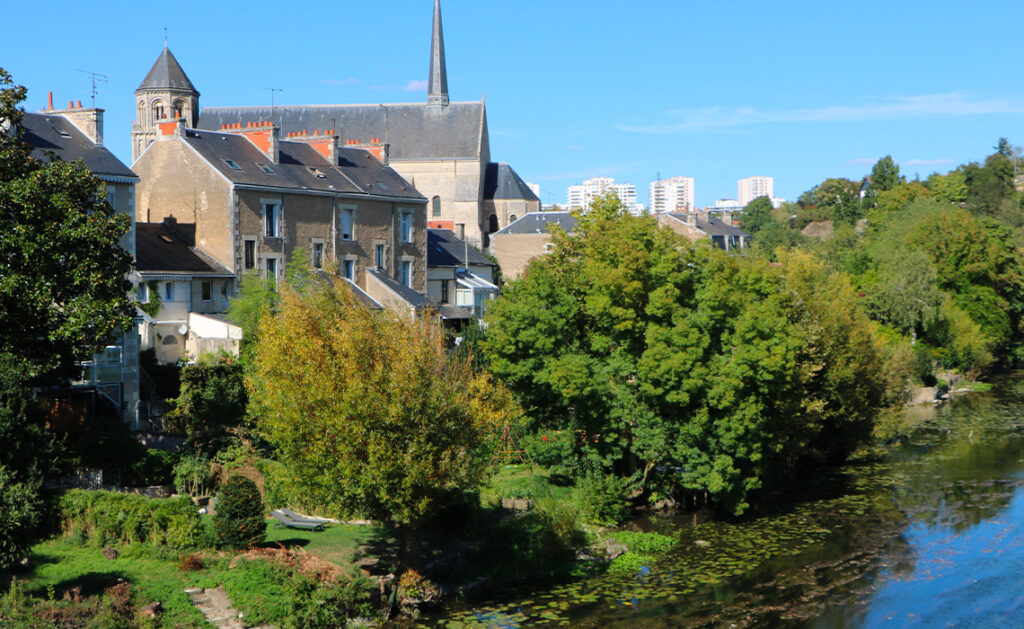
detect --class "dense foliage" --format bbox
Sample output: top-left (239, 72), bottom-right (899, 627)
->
top-left (58, 490), bottom-right (205, 549)
top-left (483, 197), bottom-right (902, 514)
top-left (0, 353), bottom-right (57, 569)
top-left (0, 68), bottom-right (134, 382)
top-left (213, 475), bottom-right (266, 550)
top-left (248, 278), bottom-right (516, 540)
top-left (166, 352), bottom-right (247, 436)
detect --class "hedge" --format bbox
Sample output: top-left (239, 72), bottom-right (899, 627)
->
top-left (58, 489), bottom-right (206, 550)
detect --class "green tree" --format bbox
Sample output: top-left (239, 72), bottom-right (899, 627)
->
top-left (0, 353), bottom-right (58, 568)
top-left (0, 68), bottom-right (134, 381)
top-left (738, 195), bottom-right (774, 234)
top-left (166, 352), bottom-right (247, 437)
top-left (484, 205), bottom-right (895, 514)
top-left (228, 272), bottom-right (278, 366)
top-left (213, 475), bottom-right (266, 550)
top-left (964, 152), bottom-right (1015, 216)
top-left (863, 251), bottom-right (942, 339)
top-left (926, 168), bottom-right (968, 204)
top-left (249, 279), bottom-right (515, 556)
top-left (869, 156), bottom-right (902, 190)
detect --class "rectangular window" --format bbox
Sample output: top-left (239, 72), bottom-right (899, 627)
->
top-left (340, 208), bottom-right (354, 240)
top-left (399, 211), bottom-right (413, 243)
top-left (164, 282), bottom-right (174, 301)
top-left (400, 260), bottom-right (412, 288)
top-left (312, 243), bottom-right (324, 269)
top-left (375, 244), bottom-right (386, 269)
top-left (342, 259), bottom-right (354, 280)
top-left (440, 280), bottom-right (449, 304)
top-left (266, 258), bottom-right (278, 284)
top-left (137, 282), bottom-right (148, 303)
top-left (201, 280), bottom-right (212, 301)
top-left (264, 203), bottom-right (280, 238)
top-left (244, 239), bottom-right (256, 269)
top-left (221, 281), bottom-right (228, 298)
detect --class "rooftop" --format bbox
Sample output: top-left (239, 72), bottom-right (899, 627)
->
top-left (493, 211), bottom-right (577, 236)
top-left (20, 112), bottom-right (137, 182)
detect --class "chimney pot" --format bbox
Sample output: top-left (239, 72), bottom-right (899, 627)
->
top-left (76, 100), bottom-right (82, 108)
top-left (47, 91), bottom-right (53, 110)
top-left (68, 100), bottom-right (74, 109)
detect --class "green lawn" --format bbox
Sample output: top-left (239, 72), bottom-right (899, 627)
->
top-left (264, 519), bottom-right (396, 567)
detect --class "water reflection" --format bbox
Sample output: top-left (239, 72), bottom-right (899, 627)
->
top-left (424, 376), bottom-right (1024, 628)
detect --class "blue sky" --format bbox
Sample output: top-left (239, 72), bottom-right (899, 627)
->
top-left (3, 0), bottom-right (1023, 207)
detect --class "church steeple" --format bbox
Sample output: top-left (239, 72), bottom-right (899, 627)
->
top-left (427, 0), bottom-right (449, 107)
top-left (132, 46), bottom-right (200, 162)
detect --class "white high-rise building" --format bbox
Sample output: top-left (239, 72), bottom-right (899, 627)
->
top-left (649, 176), bottom-right (695, 213)
top-left (737, 176), bottom-right (774, 206)
top-left (567, 177), bottom-right (637, 212)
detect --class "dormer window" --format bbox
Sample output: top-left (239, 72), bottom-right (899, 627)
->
top-left (223, 159), bottom-right (242, 171)
top-left (257, 163), bottom-right (274, 174)
top-left (308, 167), bottom-right (327, 179)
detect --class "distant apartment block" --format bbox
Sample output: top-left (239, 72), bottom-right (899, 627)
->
top-left (737, 176), bottom-right (774, 205)
top-left (649, 176), bottom-right (695, 213)
top-left (567, 177), bottom-right (637, 211)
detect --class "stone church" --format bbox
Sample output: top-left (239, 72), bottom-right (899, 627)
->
top-left (131, 0), bottom-right (538, 248)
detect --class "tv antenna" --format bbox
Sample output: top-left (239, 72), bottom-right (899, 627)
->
top-left (76, 69), bottom-right (108, 108)
top-left (262, 87), bottom-right (283, 122)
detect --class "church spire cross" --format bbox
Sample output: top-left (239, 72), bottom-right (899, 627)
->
top-left (427, 0), bottom-right (449, 106)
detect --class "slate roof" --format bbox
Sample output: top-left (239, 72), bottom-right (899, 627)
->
top-left (428, 229), bottom-right (493, 268)
top-left (135, 221), bottom-right (233, 275)
top-left (366, 268), bottom-right (428, 308)
top-left (137, 47), bottom-right (198, 93)
top-left (198, 101), bottom-right (486, 162)
top-left (493, 211), bottom-right (577, 236)
top-left (667, 213), bottom-right (750, 238)
top-left (484, 162), bottom-right (539, 202)
top-left (20, 112), bottom-right (137, 181)
top-left (177, 129), bottom-right (424, 200)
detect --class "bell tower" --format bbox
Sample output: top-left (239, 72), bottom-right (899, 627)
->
top-left (131, 46), bottom-right (199, 162)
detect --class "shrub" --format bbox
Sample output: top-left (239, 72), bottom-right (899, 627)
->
top-left (575, 473), bottom-right (632, 526)
top-left (166, 354), bottom-right (246, 436)
top-left (172, 455), bottom-right (212, 497)
top-left (178, 553), bottom-right (204, 571)
top-left (125, 449), bottom-right (175, 486)
top-left (213, 476), bottom-right (266, 550)
top-left (57, 490), bottom-right (204, 550)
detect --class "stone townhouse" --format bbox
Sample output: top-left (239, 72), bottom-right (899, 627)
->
top-left (131, 1), bottom-right (538, 250)
top-left (133, 116), bottom-right (428, 348)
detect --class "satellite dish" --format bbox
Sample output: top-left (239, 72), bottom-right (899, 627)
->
top-left (177, 324), bottom-right (188, 336)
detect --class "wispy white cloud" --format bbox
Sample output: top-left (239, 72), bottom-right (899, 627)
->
top-left (403, 79), bottom-right (428, 92)
top-left (321, 78), bottom-right (359, 86)
top-left (847, 157), bottom-right (876, 165)
top-left (902, 158), bottom-right (954, 166)
top-left (619, 94), bottom-right (1024, 134)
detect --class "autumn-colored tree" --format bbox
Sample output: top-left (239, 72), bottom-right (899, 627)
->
top-left (248, 279), bottom-right (515, 553)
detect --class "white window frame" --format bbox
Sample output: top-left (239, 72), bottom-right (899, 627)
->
top-left (311, 241), bottom-right (325, 269)
top-left (264, 254), bottom-right (283, 285)
top-left (243, 237), bottom-right (257, 270)
top-left (262, 198), bottom-right (282, 239)
top-left (399, 209), bottom-right (414, 244)
top-left (341, 257), bottom-right (356, 281)
top-left (163, 281), bottom-right (174, 302)
top-left (374, 242), bottom-right (387, 270)
top-left (399, 257), bottom-right (413, 288)
top-left (339, 206), bottom-right (355, 241)
top-left (137, 282), bottom-right (149, 303)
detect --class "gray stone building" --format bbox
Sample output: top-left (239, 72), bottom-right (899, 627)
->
top-left (126, 0), bottom-right (538, 248)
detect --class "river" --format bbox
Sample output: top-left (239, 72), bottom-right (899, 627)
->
top-left (422, 374), bottom-right (1024, 628)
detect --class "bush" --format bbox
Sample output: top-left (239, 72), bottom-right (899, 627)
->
top-left (575, 473), bottom-right (632, 526)
top-left (166, 354), bottom-right (246, 436)
top-left (213, 476), bottom-right (266, 550)
top-left (125, 449), bottom-right (175, 486)
top-left (172, 455), bottom-right (212, 497)
top-left (57, 490), bottom-right (205, 550)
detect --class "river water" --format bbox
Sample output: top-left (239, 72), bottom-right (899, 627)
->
top-left (424, 375), bottom-right (1024, 628)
